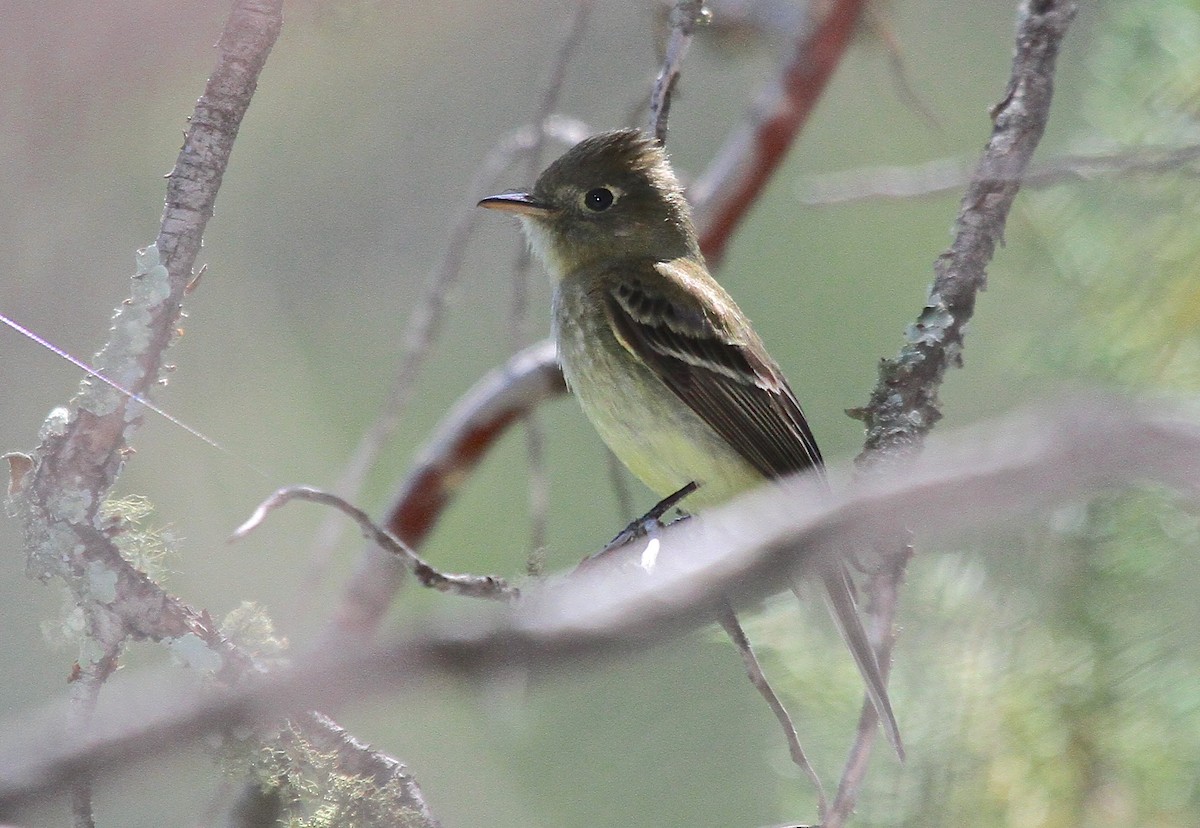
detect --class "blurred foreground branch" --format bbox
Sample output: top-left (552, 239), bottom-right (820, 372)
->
top-left (2, 394), bottom-right (1197, 812)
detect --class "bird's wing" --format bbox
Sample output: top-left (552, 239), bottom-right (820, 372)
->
top-left (603, 260), bottom-right (905, 759)
top-left (602, 261), bottom-right (823, 479)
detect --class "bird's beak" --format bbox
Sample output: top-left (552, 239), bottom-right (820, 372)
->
top-left (477, 191), bottom-right (555, 217)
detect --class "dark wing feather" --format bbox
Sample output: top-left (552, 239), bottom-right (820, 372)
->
top-left (605, 264), bottom-right (907, 758)
top-left (604, 274), bottom-right (824, 478)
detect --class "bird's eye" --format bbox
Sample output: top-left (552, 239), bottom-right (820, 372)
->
top-left (583, 187), bottom-right (615, 212)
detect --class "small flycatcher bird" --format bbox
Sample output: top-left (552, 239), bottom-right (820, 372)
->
top-left (479, 129), bottom-right (902, 757)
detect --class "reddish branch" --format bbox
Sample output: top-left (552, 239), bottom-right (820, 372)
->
top-left (325, 340), bottom-right (564, 642)
top-left (692, 0), bottom-right (867, 265)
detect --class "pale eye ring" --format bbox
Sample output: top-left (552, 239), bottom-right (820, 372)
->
top-left (583, 187), bottom-right (615, 212)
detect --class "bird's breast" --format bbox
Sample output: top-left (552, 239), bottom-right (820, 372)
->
top-left (552, 275), bottom-right (762, 509)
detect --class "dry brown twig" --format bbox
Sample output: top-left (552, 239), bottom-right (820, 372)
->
top-left (232, 486), bottom-right (516, 602)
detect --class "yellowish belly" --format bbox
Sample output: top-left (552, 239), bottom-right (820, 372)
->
top-left (553, 281), bottom-right (764, 510)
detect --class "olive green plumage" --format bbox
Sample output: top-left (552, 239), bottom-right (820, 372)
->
top-left (480, 129), bottom-right (903, 758)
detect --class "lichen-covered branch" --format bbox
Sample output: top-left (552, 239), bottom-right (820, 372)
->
top-left (4, 1), bottom-right (441, 824)
top-left (828, 2), bottom-right (1079, 823)
top-left (854, 0), bottom-right (1079, 467)
top-left (10, 0), bottom-right (284, 678)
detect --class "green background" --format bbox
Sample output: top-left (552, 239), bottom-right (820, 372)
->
top-left (4, 1), bottom-right (1197, 826)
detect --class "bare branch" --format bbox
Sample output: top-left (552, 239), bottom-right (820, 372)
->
top-left (648, 1), bottom-right (710, 144)
top-left (855, 0), bottom-right (1079, 467)
top-left (232, 485), bottom-right (516, 602)
top-left (716, 605), bottom-right (827, 820)
top-left (67, 639), bottom-right (120, 828)
top-left (3, 395), bottom-right (1199, 810)
top-left (830, 1), bottom-right (1080, 820)
top-left (325, 339), bottom-right (565, 642)
top-left (691, 0), bottom-right (867, 266)
top-left (798, 143), bottom-right (1200, 206)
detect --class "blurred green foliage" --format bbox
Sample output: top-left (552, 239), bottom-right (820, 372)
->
top-left (5, 1), bottom-right (1200, 826)
top-left (749, 2), bottom-right (1200, 826)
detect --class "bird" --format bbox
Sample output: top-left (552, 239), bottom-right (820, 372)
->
top-left (478, 128), bottom-right (902, 758)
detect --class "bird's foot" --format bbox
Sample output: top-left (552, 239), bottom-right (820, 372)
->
top-left (577, 481), bottom-right (699, 570)
top-left (602, 480), bottom-right (697, 551)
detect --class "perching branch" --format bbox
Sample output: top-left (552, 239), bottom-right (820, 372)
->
top-left (3, 395), bottom-right (1199, 811)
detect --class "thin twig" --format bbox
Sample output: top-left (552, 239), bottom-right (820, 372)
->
top-left (232, 486), bottom-right (516, 602)
top-left (691, 0), bottom-right (868, 266)
top-left (826, 545), bottom-right (908, 827)
top-left (798, 143), bottom-right (1200, 206)
top-left (865, 3), bottom-right (945, 138)
top-left (648, 1), bottom-right (710, 144)
top-left (324, 339), bottom-right (564, 643)
top-left (716, 604), bottom-right (827, 821)
top-left (301, 117), bottom-right (589, 594)
top-left (67, 636), bottom-right (122, 828)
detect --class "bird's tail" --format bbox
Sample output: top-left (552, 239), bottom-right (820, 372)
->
top-left (811, 566), bottom-right (905, 760)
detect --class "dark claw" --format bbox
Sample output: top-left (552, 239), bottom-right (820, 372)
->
top-left (577, 481), bottom-right (699, 569)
